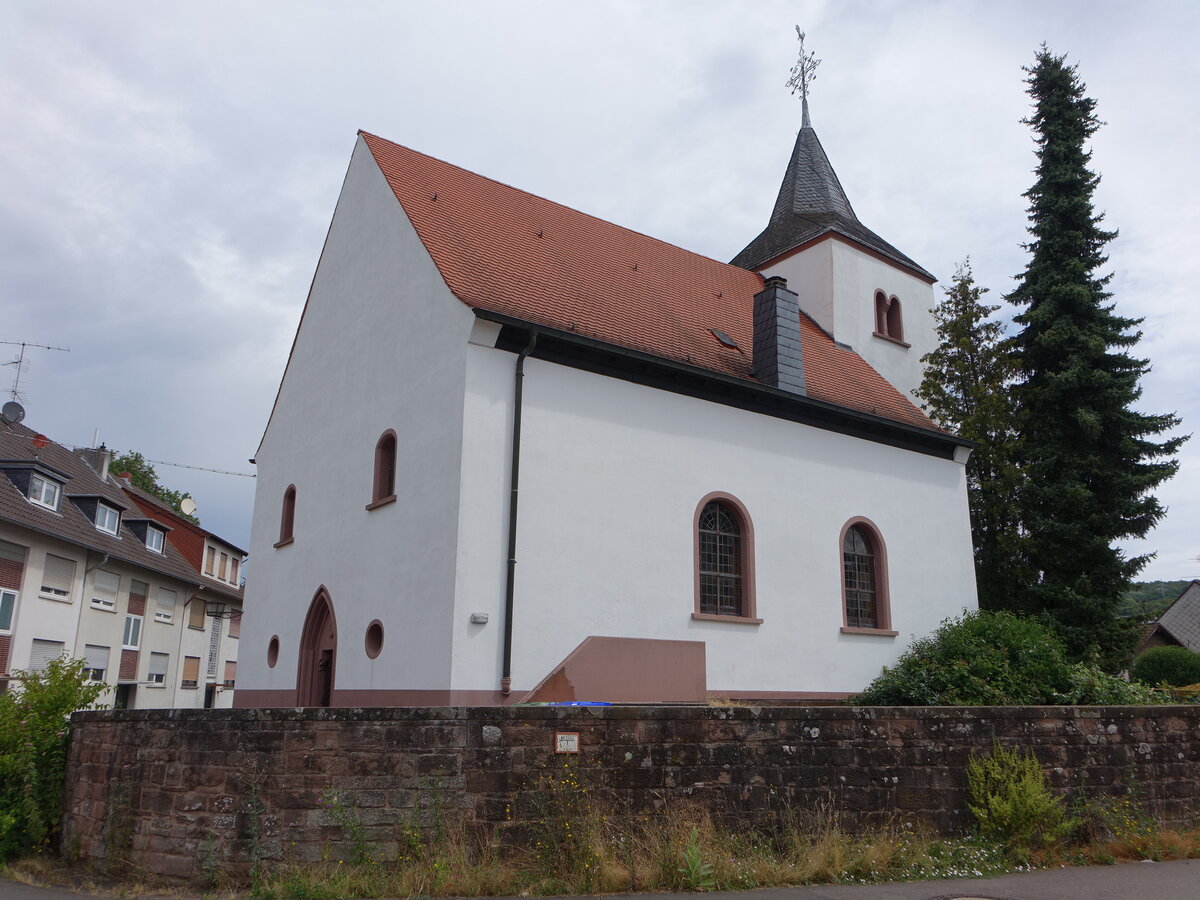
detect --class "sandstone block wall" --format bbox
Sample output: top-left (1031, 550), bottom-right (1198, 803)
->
top-left (61, 705), bottom-right (1200, 880)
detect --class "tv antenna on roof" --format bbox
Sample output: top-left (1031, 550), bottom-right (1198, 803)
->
top-left (1, 341), bottom-right (70, 413)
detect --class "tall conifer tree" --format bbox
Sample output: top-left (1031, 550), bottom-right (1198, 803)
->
top-left (1008, 47), bottom-right (1185, 668)
top-left (917, 261), bottom-right (1023, 611)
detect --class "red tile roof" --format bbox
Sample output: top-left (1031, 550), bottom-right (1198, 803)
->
top-left (360, 132), bottom-right (938, 432)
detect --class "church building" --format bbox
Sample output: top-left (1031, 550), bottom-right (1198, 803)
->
top-left (235, 101), bottom-right (977, 707)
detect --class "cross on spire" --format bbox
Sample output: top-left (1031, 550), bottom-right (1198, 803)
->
top-left (786, 27), bottom-right (821, 127)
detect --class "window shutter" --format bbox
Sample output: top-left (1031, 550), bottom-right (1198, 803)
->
top-left (148, 652), bottom-right (168, 677)
top-left (0, 539), bottom-right (26, 564)
top-left (156, 588), bottom-right (176, 622)
top-left (223, 660), bottom-right (236, 685)
top-left (182, 655), bottom-right (200, 684)
top-left (84, 644), bottom-right (109, 672)
top-left (29, 639), bottom-right (65, 671)
top-left (91, 571), bottom-right (119, 608)
top-left (41, 554), bottom-right (76, 598)
top-left (205, 547), bottom-right (215, 575)
top-left (230, 558), bottom-right (240, 585)
top-left (188, 598), bottom-right (206, 629)
top-left (228, 610), bottom-right (241, 638)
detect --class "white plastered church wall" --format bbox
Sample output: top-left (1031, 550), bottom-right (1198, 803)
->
top-left (241, 136), bottom-right (475, 696)
top-left (450, 347), bottom-right (977, 697)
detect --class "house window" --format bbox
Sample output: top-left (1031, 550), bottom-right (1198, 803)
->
top-left (0, 589), bottom-right (16, 632)
top-left (277, 485), bottom-right (296, 546)
top-left (181, 655), bottom-right (200, 688)
top-left (223, 660), bottom-right (237, 687)
top-left (229, 557), bottom-right (240, 585)
top-left (95, 503), bottom-right (120, 535)
top-left (122, 614), bottom-right (143, 650)
top-left (29, 639), bottom-right (65, 672)
top-left (218, 552), bottom-right (228, 580)
top-left (873, 291), bottom-right (905, 343)
top-left (83, 644), bottom-right (109, 682)
top-left (155, 587), bottom-right (176, 624)
top-left (692, 494), bottom-right (758, 622)
top-left (90, 570), bottom-right (119, 610)
top-left (228, 610), bottom-right (241, 639)
top-left (40, 554), bottom-right (76, 601)
top-left (145, 526), bottom-right (165, 554)
top-left (148, 652), bottom-right (168, 685)
top-left (28, 473), bottom-right (62, 511)
top-left (370, 431), bottom-right (398, 507)
top-left (188, 597), bottom-right (206, 629)
top-left (840, 518), bottom-right (893, 633)
top-left (205, 546), bottom-right (215, 575)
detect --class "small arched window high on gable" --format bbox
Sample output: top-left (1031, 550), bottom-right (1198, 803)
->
top-left (873, 291), bottom-right (905, 344)
top-left (276, 485), bottom-right (296, 547)
top-left (693, 493), bottom-right (760, 623)
top-left (369, 430), bottom-right (398, 509)
top-left (840, 518), bottom-right (894, 634)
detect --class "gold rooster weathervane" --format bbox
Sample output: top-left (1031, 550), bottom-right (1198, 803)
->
top-left (786, 27), bottom-right (821, 127)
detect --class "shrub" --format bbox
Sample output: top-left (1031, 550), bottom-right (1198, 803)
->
top-left (966, 742), bottom-right (1074, 857)
top-left (0, 656), bottom-right (108, 862)
top-left (854, 610), bottom-right (1159, 706)
top-left (1130, 646), bottom-right (1200, 687)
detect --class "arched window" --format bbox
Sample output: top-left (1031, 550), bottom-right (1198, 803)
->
top-left (276, 484), bottom-right (296, 547)
top-left (693, 494), bottom-right (759, 622)
top-left (370, 430), bottom-right (397, 508)
top-left (840, 518), bottom-right (892, 632)
top-left (873, 291), bottom-right (905, 343)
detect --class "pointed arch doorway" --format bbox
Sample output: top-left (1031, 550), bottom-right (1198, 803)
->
top-left (297, 588), bottom-right (337, 707)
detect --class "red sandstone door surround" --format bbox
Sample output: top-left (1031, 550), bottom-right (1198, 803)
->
top-left (297, 588), bottom-right (337, 707)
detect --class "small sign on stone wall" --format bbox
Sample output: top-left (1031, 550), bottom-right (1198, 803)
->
top-left (554, 731), bottom-right (580, 753)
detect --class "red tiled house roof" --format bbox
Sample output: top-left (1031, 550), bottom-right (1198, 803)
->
top-left (360, 132), bottom-right (940, 434)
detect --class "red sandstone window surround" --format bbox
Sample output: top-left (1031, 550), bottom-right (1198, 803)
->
top-left (839, 517), bottom-right (896, 635)
top-left (692, 492), bottom-right (760, 624)
top-left (873, 291), bottom-right (907, 345)
top-left (367, 430), bottom-right (398, 510)
top-left (275, 485), bottom-right (296, 548)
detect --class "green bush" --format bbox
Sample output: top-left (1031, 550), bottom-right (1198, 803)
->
top-left (966, 741), bottom-right (1075, 857)
top-left (0, 655), bottom-right (108, 862)
top-left (854, 610), bottom-right (1159, 706)
top-left (1130, 646), bottom-right (1200, 687)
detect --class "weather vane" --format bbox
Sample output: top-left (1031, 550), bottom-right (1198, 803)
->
top-left (786, 27), bottom-right (821, 127)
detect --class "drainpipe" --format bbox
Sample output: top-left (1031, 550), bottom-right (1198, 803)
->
top-left (84, 552), bottom-right (111, 575)
top-left (501, 329), bottom-right (538, 696)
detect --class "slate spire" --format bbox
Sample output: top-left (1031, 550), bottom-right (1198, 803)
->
top-left (732, 32), bottom-right (933, 278)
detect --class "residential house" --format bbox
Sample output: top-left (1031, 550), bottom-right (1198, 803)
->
top-left (1137, 580), bottom-right (1200, 654)
top-left (0, 423), bottom-right (242, 708)
top-left (236, 111), bottom-right (977, 707)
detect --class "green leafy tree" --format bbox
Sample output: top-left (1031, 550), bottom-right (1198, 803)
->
top-left (916, 260), bottom-right (1024, 611)
top-left (0, 656), bottom-right (108, 861)
top-left (1007, 47), bottom-right (1185, 669)
top-left (110, 450), bottom-right (200, 525)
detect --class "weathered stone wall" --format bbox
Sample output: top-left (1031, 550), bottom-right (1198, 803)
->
top-left (62, 705), bottom-right (1200, 881)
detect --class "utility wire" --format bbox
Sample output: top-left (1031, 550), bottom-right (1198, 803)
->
top-left (145, 458), bottom-right (256, 478)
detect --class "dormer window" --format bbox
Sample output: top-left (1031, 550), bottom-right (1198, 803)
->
top-left (95, 503), bottom-right (120, 535)
top-left (145, 525), bottom-right (165, 554)
top-left (29, 473), bottom-right (62, 511)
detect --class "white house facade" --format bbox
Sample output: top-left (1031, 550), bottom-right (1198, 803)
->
top-left (0, 427), bottom-right (243, 709)
top-left (237, 116), bottom-right (977, 707)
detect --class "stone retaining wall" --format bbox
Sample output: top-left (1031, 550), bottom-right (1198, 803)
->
top-left (61, 705), bottom-right (1200, 880)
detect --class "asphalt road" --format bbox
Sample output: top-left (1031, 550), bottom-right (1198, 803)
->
top-left (2, 859), bottom-right (1198, 899)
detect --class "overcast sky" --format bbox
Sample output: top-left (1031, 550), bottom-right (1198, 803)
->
top-left (2, 1), bottom-right (1196, 581)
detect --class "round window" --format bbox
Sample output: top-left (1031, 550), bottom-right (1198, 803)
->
top-left (365, 620), bottom-right (384, 659)
top-left (267, 635), bottom-right (280, 668)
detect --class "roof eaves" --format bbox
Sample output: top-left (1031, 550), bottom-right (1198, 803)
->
top-left (474, 309), bottom-right (973, 455)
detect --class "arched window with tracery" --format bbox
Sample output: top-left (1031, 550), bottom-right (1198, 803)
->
top-left (370, 430), bottom-right (397, 508)
top-left (840, 518), bottom-right (892, 632)
top-left (692, 494), bottom-right (758, 622)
